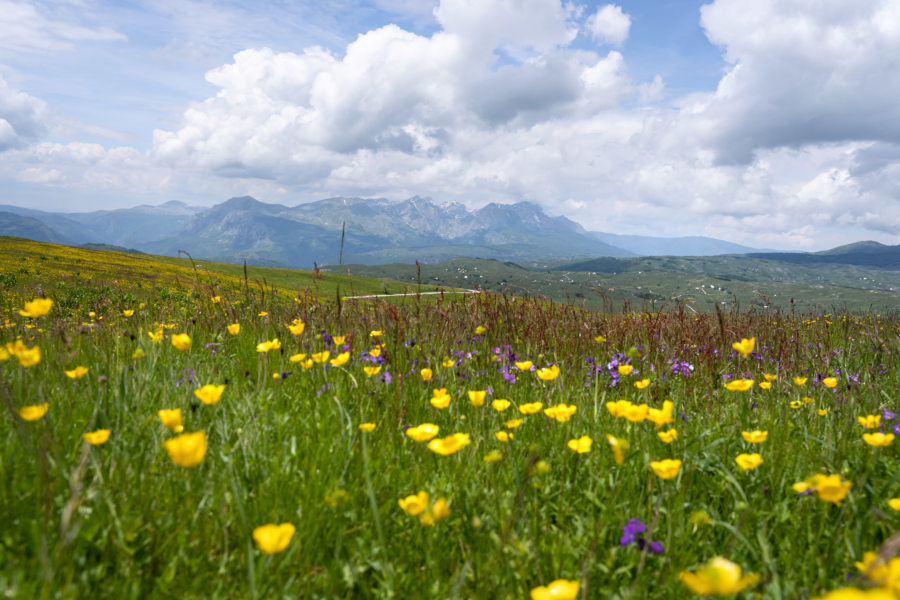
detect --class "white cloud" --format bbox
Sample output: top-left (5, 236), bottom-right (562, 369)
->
top-left (586, 4), bottom-right (631, 47)
top-left (0, 0), bottom-right (125, 55)
top-left (0, 74), bottom-right (48, 150)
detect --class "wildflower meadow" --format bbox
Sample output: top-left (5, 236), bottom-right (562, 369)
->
top-left (2, 257), bottom-right (900, 599)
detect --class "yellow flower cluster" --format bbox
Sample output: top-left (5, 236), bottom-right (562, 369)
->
top-left (793, 473), bottom-right (852, 505)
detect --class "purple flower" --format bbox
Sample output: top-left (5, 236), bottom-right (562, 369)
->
top-left (883, 408), bottom-right (897, 421)
top-left (620, 518), bottom-right (646, 546)
top-left (381, 371), bottom-right (392, 385)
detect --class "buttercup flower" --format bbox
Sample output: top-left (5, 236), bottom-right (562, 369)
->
top-left (504, 419), bottom-right (523, 429)
top-left (658, 429), bottom-right (678, 443)
top-left (369, 330), bottom-right (382, 337)
top-left (17, 403), bottom-right (49, 421)
top-left (358, 423), bottom-right (376, 432)
top-left (536, 365), bottom-right (560, 381)
top-left (732, 337), bottom-right (755, 357)
top-left (530, 580), bottom-right (579, 600)
top-left (363, 366), bottom-right (382, 376)
top-left (863, 432), bottom-right (894, 447)
top-left (194, 384), bottom-right (225, 405)
top-left (624, 403), bottom-right (649, 423)
top-left (256, 339), bottom-right (281, 353)
top-left (650, 459), bottom-right (682, 480)
top-left (11, 343), bottom-right (40, 367)
top-left (398, 491), bottom-right (429, 516)
top-left (889, 498), bottom-right (900, 511)
top-left (491, 399), bottom-right (511, 412)
top-left (311, 351), bottom-right (330, 363)
top-left (793, 473), bottom-right (852, 505)
top-left (332, 335), bottom-right (346, 346)
top-left (544, 404), bottom-right (577, 423)
top-left (287, 319), bottom-right (305, 335)
top-left (790, 400), bottom-right (802, 409)
top-left (474, 325), bottom-right (487, 335)
top-left (763, 373), bottom-right (778, 381)
top-left (227, 323), bottom-right (240, 335)
top-left (793, 376), bottom-right (808, 386)
top-left (484, 450), bottom-right (503, 463)
top-left (822, 377), bottom-right (838, 388)
top-left (252, 523), bottom-right (295, 554)
top-left (606, 434), bottom-right (628, 464)
top-left (723, 379), bottom-right (754, 391)
top-left (210, 296), bottom-right (220, 303)
top-left (606, 399), bottom-right (632, 418)
top-left (647, 401), bottom-right (674, 428)
top-left (567, 435), bottom-right (592, 454)
top-left (679, 557), bottom-right (759, 595)
top-left (515, 360), bottom-right (533, 371)
top-left (84, 429), bottom-right (111, 445)
top-left (735, 453), bottom-right (763, 470)
top-left (858, 415), bottom-right (881, 429)
top-left (158, 409), bottom-right (184, 433)
top-left (420, 368), bottom-right (433, 381)
top-left (741, 430), bottom-right (768, 443)
top-left (442, 358), bottom-right (457, 367)
top-left (171, 334), bottom-right (191, 351)
top-left (759, 382), bottom-right (772, 390)
top-left (420, 497), bottom-right (451, 525)
top-left (164, 431), bottom-right (207, 467)
top-left (634, 378), bottom-right (650, 389)
top-left (406, 423), bottom-right (439, 442)
top-left (520, 402), bottom-right (543, 415)
top-left (495, 431), bottom-right (512, 442)
top-left (427, 433), bottom-right (471, 456)
top-left (329, 351), bottom-right (350, 366)
top-left (431, 388), bottom-right (451, 409)
top-left (65, 366), bottom-right (89, 379)
top-left (468, 390), bottom-right (487, 407)
top-left (19, 298), bottom-right (53, 318)
top-left (617, 364), bottom-right (634, 376)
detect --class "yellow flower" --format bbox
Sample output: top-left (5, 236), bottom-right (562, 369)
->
top-left (793, 376), bottom-right (808, 386)
top-left (723, 379), bottom-right (754, 391)
top-left (252, 523), bottom-right (295, 554)
top-left (468, 390), bottom-right (487, 407)
top-left (802, 396), bottom-right (814, 404)
top-left (65, 366), bottom-right (89, 379)
top-left (399, 491), bottom-right (429, 516)
top-left (515, 360), bottom-right (533, 371)
top-left (427, 433), bottom-right (471, 456)
top-left (633, 378), bottom-right (650, 389)
top-left (171, 333), bottom-right (191, 351)
top-left (20, 298), bottom-right (54, 318)
top-left (16, 403), bottom-right (49, 421)
top-left (822, 377), bottom-right (837, 388)
top-left (83, 429), bottom-right (111, 445)
top-left (606, 399), bottom-right (632, 418)
top-left (420, 497), bottom-right (451, 525)
top-left (741, 430), bottom-right (768, 443)
top-left (369, 347), bottom-right (382, 358)
top-left (495, 431), bottom-right (512, 442)
top-left (287, 319), bottom-right (305, 335)
top-left (148, 329), bottom-right (164, 343)
top-left (491, 399), bottom-right (511, 412)
top-left (311, 350), bottom-right (330, 363)
top-left (122, 309), bottom-right (135, 317)
top-left (650, 459), bottom-right (682, 480)
top-left (530, 579), bottom-right (580, 600)
top-left (818, 408), bottom-right (829, 416)
top-left (544, 404), bottom-right (577, 423)
top-left (794, 473), bottom-right (852, 505)
top-left (647, 401), bottom-right (674, 428)
top-left (617, 364), bottom-right (633, 376)
top-left (420, 368), bottom-right (433, 381)
top-left (442, 358), bottom-right (457, 368)
top-left (164, 431), bottom-right (207, 467)
top-left (594, 335), bottom-right (605, 343)
top-left (227, 323), bottom-right (241, 335)
top-left (329, 351), bottom-right (350, 367)
top-left (363, 366), bottom-right (382, 376)
top-left (194, 384), bottom-right (225, 405)
top-left (332, 335), bottom-right (346, 345)
top-left (863, 432), bottom-right (894, 447)
top-left (11, 343), bottom-right (40, 367)
top-left (732, 337), bottom-right (756, 357)
top-left (256, 338), bottom-right (281, 353)
top-left (474, 325), bottom-right (487, 335)
top-left (889, 498), bottom-right (900, 511)
top-left (536, 364), bottom-right (560, 381)
top-left (519, 402), bottom-right (543, 415)
top-left (406, 423), bottom-right (439, 442)
top-left (210, 296), bottom-right (221, 303)
top-left (735, 453), bottom-right (763, 470)
top-left (679, 557), bottom-right (759, 595)
top-left (606, 434), bottom-right (628, 464)
top-left (289, 353), bottom-right (307, 363)
top-left (369, 330), bottom-right (383, 337)
top-left (763, 373), bottom-right (778, 381)
top-left (658, 429), bottom-right (678, 443)
top-left (567, 435), bottom-right (592, 454)
top-left (790, 399), bottom-right (802, 409)
top-left (759, 381), bottom-right (772, 390)
top-left (624, 403), bottom-right (649, 423)
top-left (258, 311), bottom-right (268, 317)
top-left (358, 423), bottom-right (376, 432)
top-left (158, 408), bottom-right (184, 433)
top-left (858, 415), bottom-right (881, 429)
top-left (484, 450), bottom-right (503, 463)
top-left (504, 419), bottom-right (523, 429)
top-left (299, 359), bottom-right (314, 369)
top-left (431, 388), bottom-right (451, 409)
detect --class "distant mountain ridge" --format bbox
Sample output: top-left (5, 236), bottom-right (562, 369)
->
top-left (2, 196), bottom-right (888, 270)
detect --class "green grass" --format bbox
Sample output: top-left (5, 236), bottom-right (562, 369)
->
top-left (1, 252), bottom-right (900, 599)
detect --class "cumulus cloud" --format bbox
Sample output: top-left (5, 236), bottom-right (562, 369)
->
top-left (0, 74), bottom-right (48, 150)
top-left (586, 4), bottom-right (631, 47)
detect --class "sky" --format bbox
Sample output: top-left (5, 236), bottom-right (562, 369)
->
top-left (1, 0), bottom-right (899, 250)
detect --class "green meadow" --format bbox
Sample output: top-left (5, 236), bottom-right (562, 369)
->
top-left (2, 242), bottom-right (900, 599)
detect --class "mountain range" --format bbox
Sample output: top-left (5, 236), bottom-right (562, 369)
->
top-left (0, 195), bottom-right (856, 270)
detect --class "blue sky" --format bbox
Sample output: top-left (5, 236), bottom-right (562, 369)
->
top-left (1, 0), bottom-right (899, 250)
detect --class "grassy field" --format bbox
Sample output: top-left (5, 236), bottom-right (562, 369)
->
top-left (2, 244), bottom-right (900, 599)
